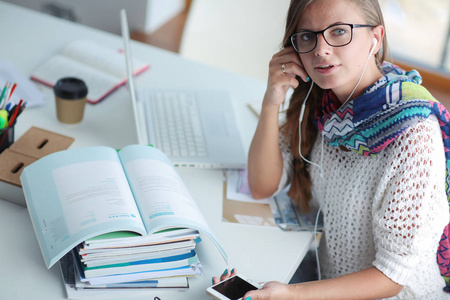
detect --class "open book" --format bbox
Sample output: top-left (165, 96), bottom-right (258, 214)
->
top-left (31, 40), bottom-right (149, 104)
top-left (20, 145), bottom-right (227, 269)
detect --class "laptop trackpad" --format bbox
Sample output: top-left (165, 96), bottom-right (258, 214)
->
top-left (203, 111), bottom-right (229, 137)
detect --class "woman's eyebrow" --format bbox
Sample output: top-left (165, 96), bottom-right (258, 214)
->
top-left (296, 22), bottom-right (348, 32)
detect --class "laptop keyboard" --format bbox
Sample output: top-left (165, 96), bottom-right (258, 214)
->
top-left (147, 92), bottom-right (207, 157)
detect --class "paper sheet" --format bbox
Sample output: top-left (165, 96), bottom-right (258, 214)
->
top-left (225, 169), bottom-right (271, 204)
top-left (0, 58), bottom-right (45, 107)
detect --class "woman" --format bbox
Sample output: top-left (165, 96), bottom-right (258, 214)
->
top-left (214, 0), bottom-right (450, 299)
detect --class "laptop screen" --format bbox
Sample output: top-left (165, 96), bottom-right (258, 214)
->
top-left (120, 9), bottom-right (146, 145)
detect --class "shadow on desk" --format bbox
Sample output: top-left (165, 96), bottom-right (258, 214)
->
top-left (289, 250), bottom-right (319, 284)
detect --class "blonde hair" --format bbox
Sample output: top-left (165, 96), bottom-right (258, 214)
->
top-left (281, 0), bottom-right (389, 212)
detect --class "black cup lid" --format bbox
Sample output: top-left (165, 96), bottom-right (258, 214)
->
top-left (53, 77), bottom-right (88, 99)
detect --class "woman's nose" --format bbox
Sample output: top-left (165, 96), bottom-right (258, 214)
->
top-left (314, 34), bottom-right (332, 56)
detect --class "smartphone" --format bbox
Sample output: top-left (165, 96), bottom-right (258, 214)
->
top-left (206, 274), bottom-right (262, 300)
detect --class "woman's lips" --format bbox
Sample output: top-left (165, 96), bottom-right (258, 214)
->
top-left (315, 64), bottom-right (340, 74)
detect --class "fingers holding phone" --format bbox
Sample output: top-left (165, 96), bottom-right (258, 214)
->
top-left (212, 268), bottom-right (237, 285)
top-left (207, 273), bottom-right (262, 300)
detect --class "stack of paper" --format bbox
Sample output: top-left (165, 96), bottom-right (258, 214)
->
top-left (60, 250), bottom-right (191, 299)
top-left (73, 229), bottom-right (201, 287)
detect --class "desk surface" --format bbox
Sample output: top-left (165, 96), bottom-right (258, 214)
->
top-left (0, 2), bottom-right (313, 299)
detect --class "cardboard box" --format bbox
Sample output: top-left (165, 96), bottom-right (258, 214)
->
top-left (0, 127), bottom-right (74, 206)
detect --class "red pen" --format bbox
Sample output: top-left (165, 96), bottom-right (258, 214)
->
top-left (8, 99), bottom-right (23, 126)
top-left (8, 83), bottom-right (17, 101)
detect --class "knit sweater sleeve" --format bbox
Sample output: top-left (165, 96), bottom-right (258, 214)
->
top-left (372, 116), bottom-right (449, 286)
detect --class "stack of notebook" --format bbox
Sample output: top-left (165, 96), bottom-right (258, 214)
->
top-left (60, 229), bottom-right (204, 291)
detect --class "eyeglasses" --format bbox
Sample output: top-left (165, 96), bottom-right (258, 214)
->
top-left (290, 23), bottom-right (374, 54)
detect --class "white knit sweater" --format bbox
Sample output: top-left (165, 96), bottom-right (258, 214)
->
top-left (277, 115), bottom-right (450, 299)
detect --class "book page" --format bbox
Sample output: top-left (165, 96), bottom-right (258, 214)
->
top-left (126, 158), bottom-right (207, 228)
top-left (20, 146), bottom-right (146, 269)
top-left (31, 40), bottom-right (149, 103)
top-left (31, 55), bottom-right (119, 101)
top-left (61, 40), bottom-right (146, 78)
top-left (52, 161), bottom-right (142, 235)
top-left (118, 145), bottom-right (228, 262)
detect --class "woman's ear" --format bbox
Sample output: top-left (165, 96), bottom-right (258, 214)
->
top-left (372, 25), bottom-right (384, 54)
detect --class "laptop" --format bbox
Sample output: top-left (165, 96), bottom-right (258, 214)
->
top-left (120, 9), bottom-right (246, 169)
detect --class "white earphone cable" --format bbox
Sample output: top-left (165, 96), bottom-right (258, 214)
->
top-left (314, 206), bottom-right (322, 281)
top-left (297, 39), bottom-right (377, 281)
top-left (341, 38), bottom-right (377, 106)
top-left (298, 82), bottom-right (322, 166)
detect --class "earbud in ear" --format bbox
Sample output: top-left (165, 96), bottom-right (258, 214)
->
top-left (370, 37), bottom-right (378, 54)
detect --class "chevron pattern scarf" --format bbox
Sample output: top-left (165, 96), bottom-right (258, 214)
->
top-left (313, 62), bottom-right (450, 292)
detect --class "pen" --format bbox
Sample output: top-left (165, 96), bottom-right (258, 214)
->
top-left (7, 104), bottom-right (16, 119)
top-left (7, 99), bottom-right (23, 126)
top-left (8, 83), bottom-right (17, 101)
top-left (0, 83), bottom-right (17, 109)
top-left (15, 102), bottom-right (26, 119)
top-left (0, 84), bottom-right (7, 109)
top-left (0, 99), bottom-right (23, 147)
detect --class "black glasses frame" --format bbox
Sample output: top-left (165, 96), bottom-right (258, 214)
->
top-left (290, 23), bottom-right (374, 54)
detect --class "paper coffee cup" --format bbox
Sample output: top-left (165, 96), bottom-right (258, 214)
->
top-left (54, 77), bottom-right (88, 124)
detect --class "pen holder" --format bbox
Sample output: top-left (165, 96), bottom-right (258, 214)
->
top-left (0, 122), bottom-right (15, 154)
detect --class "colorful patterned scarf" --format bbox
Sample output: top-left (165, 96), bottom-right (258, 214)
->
top-left (313, 62), bottom-right (450, 292)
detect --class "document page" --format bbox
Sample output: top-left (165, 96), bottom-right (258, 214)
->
top-left (53, 160), bottom-right (143, 235)
top-left (119, 145), bottom-right (228, 262)
top-left (0, 58), bottom-right (45, 107)
top-left (20, 146), bottom-right (147, 268)
top-left (125, 158), bottom-right (208, 230)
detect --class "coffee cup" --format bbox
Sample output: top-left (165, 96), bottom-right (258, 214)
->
top-left (54, 77), bottom-right (88, 124)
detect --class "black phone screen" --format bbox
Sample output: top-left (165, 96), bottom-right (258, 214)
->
top-left (212, 276), bottom-right (258, 300)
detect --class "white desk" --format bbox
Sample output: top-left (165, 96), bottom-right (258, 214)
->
top-left (0, 2), bottom-right (313, 299)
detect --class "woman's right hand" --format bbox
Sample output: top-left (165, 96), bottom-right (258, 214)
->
top-left (247, 46), bottom-right (309, 199)
top-left (264, 46), bottom-right (309, 107)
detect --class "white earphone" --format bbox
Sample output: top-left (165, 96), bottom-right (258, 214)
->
top-left (370, 37), bottom-right (378, 55)
top-left (297, 36), bottom-right (379, 175)
top-left (303, 36), bottom-right (379, 281)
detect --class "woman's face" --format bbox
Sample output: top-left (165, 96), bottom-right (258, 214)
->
top-left (297, 0), bottom-right (379, 100)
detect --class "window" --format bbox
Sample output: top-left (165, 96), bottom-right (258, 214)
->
top-left (380, 0), bottom-right (450, 75)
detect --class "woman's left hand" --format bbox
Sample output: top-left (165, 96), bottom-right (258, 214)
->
top-left (212, 268), bottom-right (238, 285)
top-left (242, 281), bottom-right (293, 300)
top-left (212, 269), bottom-right (294, 300)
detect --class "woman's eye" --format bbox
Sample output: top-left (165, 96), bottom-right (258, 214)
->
top-left (331, 28), bottom-right (347, 36)
top-left (300, 32), bottom-right (314, 42)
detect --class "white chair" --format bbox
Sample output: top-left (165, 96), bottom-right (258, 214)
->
top-left (179, 0), bottom-right (291, 81)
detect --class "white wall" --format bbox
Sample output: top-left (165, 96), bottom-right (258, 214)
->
top-left (145, 0), bottom-right (185, 33)
top-left (4, 0), bottom-right (184, 35)
top-left (180, 0), bottom-right (291, 81)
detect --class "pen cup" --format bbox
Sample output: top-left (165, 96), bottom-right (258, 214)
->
top-left (0, 121), bottom-right (16, 154)
top-left (54, 77), bottom-right (88, 124)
